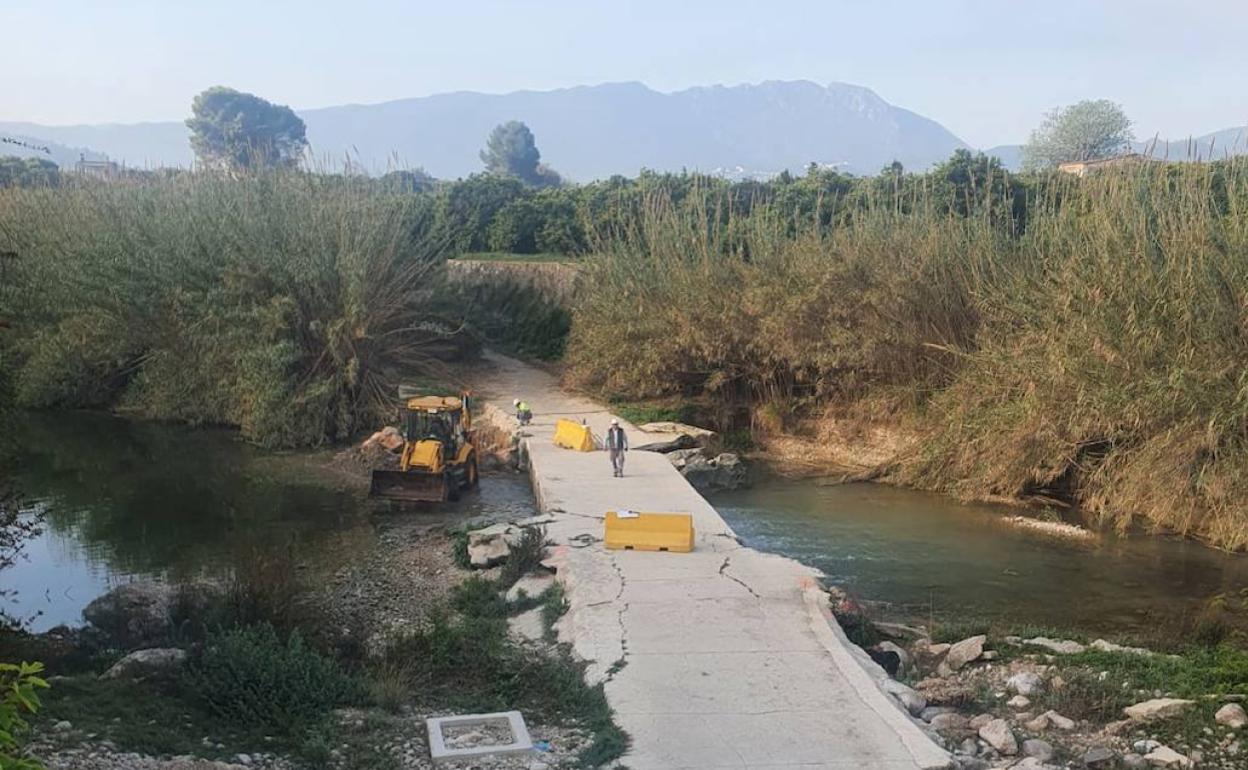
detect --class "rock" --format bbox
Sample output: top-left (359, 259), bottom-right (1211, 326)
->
top-left (1007, 695), bottom-right (1031, 709)
top-left (1122, 755), bottom-right (1149, 769)
top-left (1007, 671), bottom-right (1045, 696)
top-left (1024, 714), bottom-right (1051, 732)
top-left (506, 573), bottom-right (556, 602)
top-left (1022, 738), bottom-right (1054, 762)
top-left (868, 648), bottom-right (902, 677)
top-left (507, 607), bottom-right (546, 643)
top-left (1134, 739), bottom-right (1162, 754)
top-left (957, 737), bottom-right (979, 755)
top-left (1216, 702), bottom-right (1248, 729)
top-left (1090, 638), bottom-right (1154, 656)
top-left (954, 757), bottom-right (989, 770)
top-left (466, 523), bottom-right (532, 568)
top-left (101, 647), bottom-right (187, 679)
top-left (1142, 745), bottom-right (1191, 768)
top-left (1012, 759), bottom-right (1056, 770)
top-left (233, 755), bottom-right (252, 766)
top-left (882, 679), bottom-right (927, 716)
top-left (636, 422), bottom-right (717, 446)
top-left (1123, 698), bottom-right (1196, 722)
top-left (945, 635), bottom-right (987, 671)
top-left (977, 718), bottom-right (1018, 755)
top-left (52, 720), bottom-right (73, 733)
top-left (1023, 636), bottom-right (1086, 654)
top-left (968, 713), bottom-right (995, 730)
top-left (920, 706), bottom-right (957, 721)
top-left (634, 433), bottom-right (701, 453)
top-left (678, 452), bottom-right (748, 493)
top-left (929, 713), bottom-right (969, 734)
top-left (877, 641), bottom-right (912, 674)
top-left (1043, 710), bottom-right (1075, 731)
top-left (83, 581), bottom-right (176, 646)
top-left (979, 650), bottom-right (998, 661)
top-left (1082, 746), bottom-right (1116, 768)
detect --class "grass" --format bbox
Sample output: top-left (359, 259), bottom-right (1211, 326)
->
top-left (454, 251), bottom-right (572, 263)
top-left (610, 399), bottom-right (700, 427)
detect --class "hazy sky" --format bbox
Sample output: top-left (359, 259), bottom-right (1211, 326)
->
top-left (4, 0), bottom-right (1246, 147)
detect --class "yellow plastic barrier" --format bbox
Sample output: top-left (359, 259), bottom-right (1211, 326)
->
top-left (553, 418), bottom-right (596, 452)
top-left (604, 511), bottom-right (695, 553)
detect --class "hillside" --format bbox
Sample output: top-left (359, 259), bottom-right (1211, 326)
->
top-left (1, 80), bottom-right (968, 179)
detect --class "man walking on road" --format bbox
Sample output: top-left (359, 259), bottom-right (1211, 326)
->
top-left (606, 418), bottom-right (628, 477)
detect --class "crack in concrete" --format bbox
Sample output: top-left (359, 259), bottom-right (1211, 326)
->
top-left (718, 555), bottom-right (761, 599)
top-left (605, 553), bottom-right (630, 681)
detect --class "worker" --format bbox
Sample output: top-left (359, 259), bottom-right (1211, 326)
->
top-left (606, 418), bottom-right (628, 477)
top-left (513, 398), bottom-right (532, 426)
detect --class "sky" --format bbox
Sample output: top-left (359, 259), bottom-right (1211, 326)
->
top-left (4, 0), bottom-right (1247, 148)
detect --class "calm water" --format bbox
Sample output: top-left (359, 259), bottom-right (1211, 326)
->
top-left (712, 480), bottom-right (1248, 638)
top-left (1, 411), bottom-right (534, 631)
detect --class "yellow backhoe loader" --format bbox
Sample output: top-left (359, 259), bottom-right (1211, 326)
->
top-left (368, 391), bottom-right (479, 503)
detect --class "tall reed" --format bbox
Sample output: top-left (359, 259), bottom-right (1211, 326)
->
top-left (0, 170), bottom-right (467, 447)
top-left (567, 161), bottom-right (1248, 549)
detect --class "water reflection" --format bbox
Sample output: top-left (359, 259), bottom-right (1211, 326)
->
top-left (2, 410), bottom-right (534, 630)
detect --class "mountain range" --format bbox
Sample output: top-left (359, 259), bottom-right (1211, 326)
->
top-left (3, 81), bottom-right (1245, 179)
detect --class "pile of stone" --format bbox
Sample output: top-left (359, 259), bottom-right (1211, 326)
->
top-left (631, 421), bottom-right (750, 493)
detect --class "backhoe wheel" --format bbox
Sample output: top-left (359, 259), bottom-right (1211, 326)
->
top-left (466, 455), bottom-right (479, 489)
top-left (446, 471), bottom-right (461, 502)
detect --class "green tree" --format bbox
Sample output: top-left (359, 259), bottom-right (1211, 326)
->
top-left (186, 87), bottom-right (308, 170)
top-left (479, 121), bottom-right (560, 187)
top-left (0, 661), bottom-right (48, 770)
top-left (0, 157), bottom-right (58, 189)
top-left (1022, 99), bottom-right (1134, 170)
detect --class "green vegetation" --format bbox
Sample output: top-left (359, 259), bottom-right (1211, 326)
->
top-left (0, 157), bottom-right (59, 190)
top-left (0, 170), bottom-right (471, 447)
top-left (455, 251), bottom-right (571, 263)
top-left (565, 159), bottom-right (1248, 550)
top-left (1022, 99), bottom-right (1134, 170)
top-left (186, 86), bottom-right (308, 170)
top-left (1, 661), bottom-right (47, 770)
top-left (184, 625), bottom-right (362, 735)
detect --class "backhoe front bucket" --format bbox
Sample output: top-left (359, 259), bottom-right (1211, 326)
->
top-left (368, 469), bottom-right (447, 502)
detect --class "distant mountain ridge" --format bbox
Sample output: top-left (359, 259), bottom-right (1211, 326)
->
top-left (5, 82), bottom-right (1245, 178)
top-left (0, 80), bottom-right (969, 179)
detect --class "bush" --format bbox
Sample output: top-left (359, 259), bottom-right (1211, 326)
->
top-left (184, 625), bottom-right (361, 735)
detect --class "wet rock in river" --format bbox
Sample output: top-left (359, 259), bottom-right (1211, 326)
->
top-left (677, 451), bottom-right (748, 493)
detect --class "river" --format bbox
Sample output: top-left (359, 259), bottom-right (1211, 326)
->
top-left (1, 410), bottom-right (534, 631)
top-left (4, 411), bottom-right (1245, 640)
top-left (712, 479), bottom-right (1248, 639)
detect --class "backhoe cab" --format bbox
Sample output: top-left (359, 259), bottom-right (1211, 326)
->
top-left (368, 392), bottom-right (479, 503)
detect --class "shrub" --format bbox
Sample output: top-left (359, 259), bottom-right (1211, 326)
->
top-left (184, 625), bottom-right (361, 735)
top-left (0, 661), bottom-right (48, 770)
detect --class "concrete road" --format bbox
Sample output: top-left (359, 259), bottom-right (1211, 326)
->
top-left (474, 353), bottom-right (950, 770)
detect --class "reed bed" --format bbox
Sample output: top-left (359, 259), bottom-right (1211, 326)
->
top-left (566, 161), bottom-right (1248, 549)
top-left (0, 170), bottom-right (467, 447)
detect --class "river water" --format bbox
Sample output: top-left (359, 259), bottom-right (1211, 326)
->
top-left (1, 411), bottom-right (535, 631)
top-left (4, 411), bottom-right (1246, 640)
top-left (712, 480), bottom-right (1248, 639)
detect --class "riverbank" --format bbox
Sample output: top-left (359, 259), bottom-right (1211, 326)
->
top-left (0, 419), bottom-right (626, 769)
top-left (827, 592), bottom-right (1248, 770)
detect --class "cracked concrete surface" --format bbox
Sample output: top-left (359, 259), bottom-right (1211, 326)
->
top-left (476, 353), bottom-right (950, 770)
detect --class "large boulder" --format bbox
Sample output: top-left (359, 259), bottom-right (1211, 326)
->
top-left (678, 452), bottom-right (748, 493)
top-left (882, 679), bottom-right (926, 716)
top-left (101, 648), bottom-right (187, 680)
top-left (83, 582), bottom-right (175, 647)
top-left (362, 426), bottom-right (405, 452)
